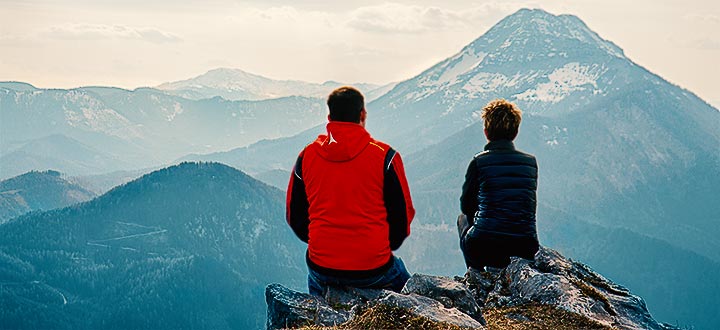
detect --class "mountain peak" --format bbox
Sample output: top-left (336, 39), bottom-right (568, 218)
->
top-left (373, 7), bottom-right (632, 118)
top-left (157, 68), bottom-right (381, 101)
top-left (110, 161), bottom-right (256, 191)
top-left (0, 81), bottom-right (38, 91)
top-left (201, 67), bottom-right (269, 81)
top-left (461, 8), bottom-right (625, 64)
top-left (0, 169), bottom-right (96, 224)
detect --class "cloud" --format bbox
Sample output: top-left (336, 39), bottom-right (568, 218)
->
top-left (346, 2), bottom-right (523, 34)
top-left (690, 38), bottom-right (720, 50)
top-left (41, 23), bottom-right (182, 44)
top-left (319, 41), bottom-right (386, 57)
top-left (670, 36), bottom-right (720, 50)
top-left (683, 14), bottom-right (720, 24)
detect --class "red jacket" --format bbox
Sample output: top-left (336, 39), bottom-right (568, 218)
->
top-left (286, 121), bottom-right (415, 277)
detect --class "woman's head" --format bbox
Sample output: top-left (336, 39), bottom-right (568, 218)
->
top-left (481, 99), bottom-right (522, 141)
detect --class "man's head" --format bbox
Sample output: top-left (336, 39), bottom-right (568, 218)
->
top-left (327, 86), bottom-right (366, 125)
top-left (481, 99), bottom-right (522, 141)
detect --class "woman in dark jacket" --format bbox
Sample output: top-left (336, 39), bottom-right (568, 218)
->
top-left (458, 99), bottom-right (539, 270)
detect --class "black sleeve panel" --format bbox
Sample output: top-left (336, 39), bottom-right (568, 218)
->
top-left (383, 148), bottom-right (409, 251)
top-left (287, 154), bottom-right (310, 243)
top-left (460, 158), bottom-right (479, 222)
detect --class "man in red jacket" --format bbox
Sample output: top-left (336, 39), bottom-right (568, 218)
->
top-left (286, 86), bottom-right (415, 296)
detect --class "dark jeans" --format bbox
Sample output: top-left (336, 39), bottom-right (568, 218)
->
top-left (307, 256), bottom-right (411, 297)
top-left (457, 214), bottom-right (539, 270)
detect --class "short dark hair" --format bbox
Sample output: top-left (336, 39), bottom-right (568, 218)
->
top-left (327, 86), bottom-right (364, 123)
top-left (481, 99), bottom-right (522, 141)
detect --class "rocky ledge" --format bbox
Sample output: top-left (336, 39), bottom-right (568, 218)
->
top-left (266, 247), bottom-right (681, 330)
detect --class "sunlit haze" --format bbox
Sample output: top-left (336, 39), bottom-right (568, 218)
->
top-left (1, 0), bottom-right (718, 107)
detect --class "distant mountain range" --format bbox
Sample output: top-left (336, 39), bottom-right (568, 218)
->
top-left (0, 170), bottom-right (96, 224)
top-left (0, 134), bottom-right (134, 180)
top-left (69, 168), bottom-right (155, 195)
top-left (0, 83), bottom-right (329, 177)
top-left (0, 162), bottom-right (306, 330)
top-left (0, 69), bottom-right (397, 179)
top-left (157, 67), bottom-right (390, 102)
top-left (182, 8), bottom-right (720, 329)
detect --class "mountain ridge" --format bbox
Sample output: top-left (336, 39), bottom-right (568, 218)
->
top-left (0, 161), bottom-right (306, 330)
top-left (0, 85), bottom-right (328, 173)
top-left (156, 67), bottom-right (384, 101)
top-left (0, 170), bottom-right (96, 224)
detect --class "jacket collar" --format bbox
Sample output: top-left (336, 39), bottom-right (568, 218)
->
top-left (484, 140), bottom-right (515, 151)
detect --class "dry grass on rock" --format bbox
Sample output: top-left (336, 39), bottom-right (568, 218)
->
top-left (484, 304), bottom-right (612, 330)
top-left (297, 303), bottom-right (612, 330)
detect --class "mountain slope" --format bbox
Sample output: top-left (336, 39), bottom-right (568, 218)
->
top-left (157, 68), bottom-right (381, 101)
top-left (70, 168), bottom-right (155, 195)
top-left (0, 134), bottom-right (133, 180)
top-left (404, 99), bottom-right (720, 260)
top-left (400, 106), bottom-right (719, 329)
top-left (366, 8), bottom-right (718, 153)
top-left (179, 124), bottom-right (324, 175)
top-left (0, 162), bottom-right (306, 330)
top-left (0, 170), bottom-right (96, 223)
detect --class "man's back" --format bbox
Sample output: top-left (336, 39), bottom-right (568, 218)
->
top-left (286, 86), bottom-right (414, 296)
top-left (298, 121), bottom-right (411, 271)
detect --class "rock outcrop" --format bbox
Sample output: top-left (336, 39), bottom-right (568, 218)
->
top-left (266, 247), bottom-right (681, 330)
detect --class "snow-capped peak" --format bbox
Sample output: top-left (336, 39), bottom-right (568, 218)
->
top-left (470, 8), bottom-right (626, 61)
top-left (378, 8), bottom-right (630, 109)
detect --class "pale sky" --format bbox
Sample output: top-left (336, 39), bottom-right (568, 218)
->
top-left (1, 0), bottom-right (718, 107)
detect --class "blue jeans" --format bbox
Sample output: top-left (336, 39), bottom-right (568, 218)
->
top-left (307, 256), bottom-right (411, 297)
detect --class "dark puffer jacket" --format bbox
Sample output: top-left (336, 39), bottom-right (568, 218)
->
top-left (460, 140), bottom-right (538, 240)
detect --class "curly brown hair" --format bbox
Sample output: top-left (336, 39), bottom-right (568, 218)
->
top-left (481, 99), bottom-right (522, 141)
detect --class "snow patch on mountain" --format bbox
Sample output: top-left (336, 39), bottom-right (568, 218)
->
top-left (56, 92), bottom-right (149, 141)
top-left (433, 51), bottom-right (487, 86)
top-left (541, 124), bottom-right (569, 148)
top-left (462, 72), bottom-right (509, 96)
top-left (148, 95), bottom-right (185, 121)
top-left (513, 63), bottom-right (606, 103)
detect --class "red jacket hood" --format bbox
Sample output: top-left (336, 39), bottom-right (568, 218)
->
top-left (310, 121), bottom-right (372, 162)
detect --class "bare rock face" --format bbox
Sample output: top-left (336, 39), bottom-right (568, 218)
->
top-left (264, 284), bottom-right (349, 330)
top-left (469, 247), bottom-right (680, 330)
top-left (402, 273), bottom-right (485, 324)
top-left (266, 282), bottom-right (484, 329)
top-left (378, 291), bottom-right (484, 329)
top-left (266, 246), bottom-right (680, 330)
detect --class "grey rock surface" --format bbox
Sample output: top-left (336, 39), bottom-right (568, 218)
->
top-left (480, 247), bottom-right (675, 330)
top-left (324, 285), bottom-right (385, 308)
top-left (402, 273), bottom-right (485, 324)
top-left (266, 246), bottom-right (681, 330)
top-left (378, 291), bottom-right (484, 329)
top-left (265, 283), bottom-right (349, 330)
